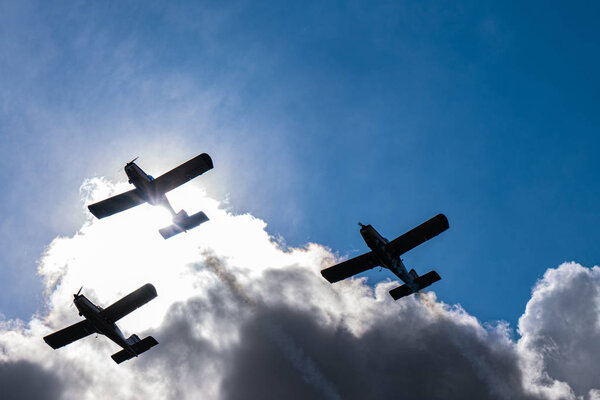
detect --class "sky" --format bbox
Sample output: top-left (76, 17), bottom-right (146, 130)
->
top-left (0, 1), bottom-right (599, 398)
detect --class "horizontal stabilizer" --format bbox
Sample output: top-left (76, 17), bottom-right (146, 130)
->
top-left (159, 211), bottom-right (209, 239)
top-left (111, 336), bottom-right (159, 364)
top-left (388, 270), bottom-right (441, 300)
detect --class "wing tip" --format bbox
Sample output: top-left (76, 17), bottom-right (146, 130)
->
top-left (320, 269), bottom-right (334, 283)
top-left (87, 204), bottom-right (102, 219)
top-left (200, 153), bottom-right (214, 170)
top-left (320, 267), bottom-right (345, 284)
top-left (42, 335), bottom-right (56, 349)
top-left (436, 213), bottom-right (449, 229)
top-left (141, 283), bottom-right (158, 298)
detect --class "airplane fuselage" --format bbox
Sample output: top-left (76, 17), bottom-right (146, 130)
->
top-left (74, 295), bottom-right (136, 357)
top-left (359, 224), bottom-right (417, 291)
top-left (124, 162), bottom-right (176, 215)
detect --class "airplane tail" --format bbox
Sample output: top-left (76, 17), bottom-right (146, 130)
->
top-left (111, 336), bottom-right (159, 364)
top-left (159, 210), bottom-right (209, 239)
top-left (388, 271), bottom-right (441, 300)
top-left (125, 334), bottom-right (141, 346)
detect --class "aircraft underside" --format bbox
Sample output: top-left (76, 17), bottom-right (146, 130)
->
top-left (43, 284), bottom-right (160, 364)
top-left (320, 214), bottom-right (449, 300)
top-left (87, 153), bottom-right (214, 239)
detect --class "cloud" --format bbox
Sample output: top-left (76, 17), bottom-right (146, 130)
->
top-left (0, 178), bottom-right (597, 399)
top-left (0, 360), bottom-right (64, 400)
top-left (518, 263), bottom-right (600, 399)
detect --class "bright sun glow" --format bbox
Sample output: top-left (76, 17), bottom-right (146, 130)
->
top-left (41, 178), bottom-right (326, 335)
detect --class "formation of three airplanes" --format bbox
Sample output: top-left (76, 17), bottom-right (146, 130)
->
top-left (43, 153), bottom-right (450, 364)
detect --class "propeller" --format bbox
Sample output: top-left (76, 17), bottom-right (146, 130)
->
top-left (125, 156), bottom-right (139, 167)
top-left (70, 286), bottom-right (83, 307)
top-left (118, 157), bottom-right (139, 173)
top-left (357, 222), bottom-right (365, 228)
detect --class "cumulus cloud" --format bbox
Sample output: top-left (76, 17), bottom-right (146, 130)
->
top-left (518, 263), bottom-right (600, 399)
top-left (0, 178), bottom-right (597, 399)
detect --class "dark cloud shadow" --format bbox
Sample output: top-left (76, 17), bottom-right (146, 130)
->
top-left (221, 302), bottom-right (539, 400)
top-left (0, 360), bottom-right (64, 400)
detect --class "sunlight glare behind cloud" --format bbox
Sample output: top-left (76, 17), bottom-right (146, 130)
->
top-left (0, 177), bottom-right (594, 399)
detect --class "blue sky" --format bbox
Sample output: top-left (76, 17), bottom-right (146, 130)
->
top-left (1, 0), bottom-right (599, 329)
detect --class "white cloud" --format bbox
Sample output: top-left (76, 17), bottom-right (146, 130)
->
top-left (0, 178), bottom-right (597, 399)
top-left (518, 262), bottom-right (600, 399)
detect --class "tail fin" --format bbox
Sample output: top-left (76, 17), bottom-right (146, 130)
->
top-left (125, 334), bottom-right (140, 346)
top-left (389, 271), bottom-right (441, 300)
top-left (159, 211), bottom-right (209, 239)
top-left (111, 336), bottom-right (159, 364)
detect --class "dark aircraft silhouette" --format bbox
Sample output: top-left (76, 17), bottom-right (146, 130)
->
top-left (88, 153), bottom-right (214, 239)
top-left (321, 214), bottom-right (449, 300)
top-left (43, 284), bottom-right (159, 364)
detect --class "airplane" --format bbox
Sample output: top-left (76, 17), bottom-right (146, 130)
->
top-left (88, 153), bottom-right (214, 239)
top-left (320, 214), bottom-right (449, 300)
top-left (43, 283), bottom-right (159, 364)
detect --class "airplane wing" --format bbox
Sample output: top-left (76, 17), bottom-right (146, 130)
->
top-left (151, 153), bottom-right (213, 195)
top-left (320, 251), bottom-right (380, 283)
top-left (43, 320), bottom-right (96, 349)
top-left (88, 189), bottom-right (146, 219)
top-left (99, 283), bottom-right (157, 323)
top-left (385, 213), bottom-right (449, 257)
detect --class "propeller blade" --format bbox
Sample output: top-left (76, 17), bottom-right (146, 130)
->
top-left (70, 286), bottom-right (82, 307)
top-left (127, 156), bottom-right (139, 166)
top-left (120, 157), bottom-right (139, 172)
